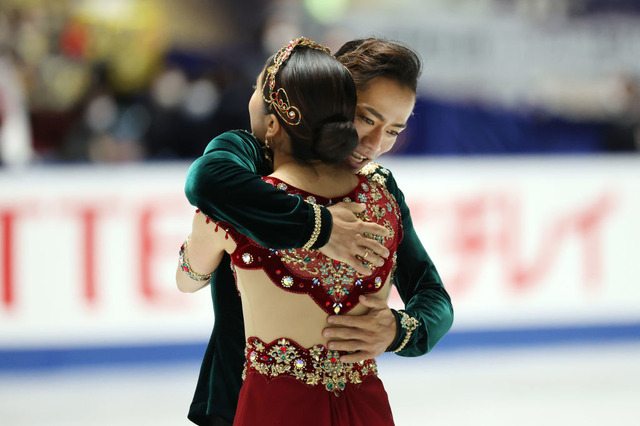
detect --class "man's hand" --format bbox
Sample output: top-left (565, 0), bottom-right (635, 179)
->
top-left (322, 295), bottom-right (397, 363)
top-left (319, 202), bottom-right (389, 275)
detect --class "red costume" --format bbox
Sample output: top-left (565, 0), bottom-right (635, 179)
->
top-left (218, 174), bottom-right (402, 426)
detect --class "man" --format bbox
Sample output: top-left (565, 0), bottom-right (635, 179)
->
top-left (184, 38), bottom-right (453, 425)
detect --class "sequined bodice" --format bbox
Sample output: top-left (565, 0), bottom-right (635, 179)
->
top-left (222, 172), bottom-right (402, 315)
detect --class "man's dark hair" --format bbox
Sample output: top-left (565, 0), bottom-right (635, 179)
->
top-left (335, 38), bottom-right (422, 93)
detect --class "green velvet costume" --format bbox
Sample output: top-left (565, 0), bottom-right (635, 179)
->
top-left (184, 130), bottom-right (453, 425)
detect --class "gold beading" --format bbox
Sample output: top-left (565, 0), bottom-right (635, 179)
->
top-left (391, 310), bottom-right (419, 353)
top-left (302, 202), bottom-right (322, 250)
top-left (262, 37), bottom-right (330, 126)
top-left (243, 337), bottom-right (378, 396)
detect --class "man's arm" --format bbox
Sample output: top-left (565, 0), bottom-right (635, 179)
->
top-left (383, 169), bottom-right (454, 356)
top-left (185, 130), bottom-right (328, 249)
top-left (185, 130), bottom-right (389, 274)
top-left (324, 165), bottom-right (453, 361)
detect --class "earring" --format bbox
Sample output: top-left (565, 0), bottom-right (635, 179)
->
top-left (263, 136), bottom-right (273, 163)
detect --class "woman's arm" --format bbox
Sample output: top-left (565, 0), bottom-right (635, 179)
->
top-left (176, 212), bottom-right (234, 293)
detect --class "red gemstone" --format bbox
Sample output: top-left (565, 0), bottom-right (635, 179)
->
top-left (276, 270), bottom-right (281, 275)
top-left (346, 302), bottom-right (351, 306)
top-left (331, 357), bottom-right (337, 363)
top-left (281, 346), bottom-right (287, 352)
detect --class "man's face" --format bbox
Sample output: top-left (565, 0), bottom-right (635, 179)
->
top-left (346, 77), bottom-right (416, 172)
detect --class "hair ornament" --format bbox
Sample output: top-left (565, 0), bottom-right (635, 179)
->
top-left (262, 37), bottom-right (331, 126)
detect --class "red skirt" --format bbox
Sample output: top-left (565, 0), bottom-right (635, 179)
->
top-left (233, 337), bottom-right (395, 426)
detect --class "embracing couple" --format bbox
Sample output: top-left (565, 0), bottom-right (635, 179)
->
top-left (177, 36), bottom-right (453, 426)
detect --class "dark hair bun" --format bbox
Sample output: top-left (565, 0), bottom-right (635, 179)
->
top-left (313, 118), bottom-right (359, 164)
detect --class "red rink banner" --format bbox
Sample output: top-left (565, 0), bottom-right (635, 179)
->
top-left (1, 157), bottom-right (639, 349)
top-left (386, 156), bottom-right (640, 330)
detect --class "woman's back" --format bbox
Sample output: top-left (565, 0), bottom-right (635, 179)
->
top-left (225, 170), bottom-right (401, 347)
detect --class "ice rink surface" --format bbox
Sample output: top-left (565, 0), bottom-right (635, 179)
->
top-left (1, 341), bottom-right (638, 426)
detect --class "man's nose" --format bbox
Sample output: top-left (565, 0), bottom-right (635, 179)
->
top-left (362, 127), bottom-right (383, 151)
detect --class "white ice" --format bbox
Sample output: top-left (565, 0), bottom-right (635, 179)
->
top-left (1, 342), bottom-right (638, 426)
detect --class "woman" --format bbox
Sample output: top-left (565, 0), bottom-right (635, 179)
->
top-left (178, 38), bottom-right (399, 425)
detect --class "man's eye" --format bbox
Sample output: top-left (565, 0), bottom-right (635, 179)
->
top-left (361, 116), bottom-right (374, 125)
top-left (387, 130), bottom-right (399, 137)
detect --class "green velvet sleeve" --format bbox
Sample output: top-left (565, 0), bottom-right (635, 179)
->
top-left (381, 166), bottom-right (454, 356)
top-left (184, 130), bottom-right (332, 250)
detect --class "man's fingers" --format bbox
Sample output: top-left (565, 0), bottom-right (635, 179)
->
top-left (357, 234), bottom-right (388, 264)
top-left (323, 339), bottom-right (375, 363)
top-left (326, 339), bottom-right (362, 352)
top-left (348, 255), bottom-right (374, 275)
top-left (326, 314), bottom-right (367, 329)
top-left (358, 236), bottom-right (389, 256)
top-left (358, 221), bottom-right (390, 238)
top-left (357, 294), bottom-right (387, 309)
top-left (336, 201), bottom-right (366, 213)
top-left (361, 253), bottom-right (384, 268)
top-left (354, 239), bottom-right (386, 267)
top-left (339, 352), bottom-right (372, 364)
top-left (323, 201), bottom-right (391, 270)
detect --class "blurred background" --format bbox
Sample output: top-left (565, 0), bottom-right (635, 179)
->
top-left (1, 0), bottom-right (639, 425)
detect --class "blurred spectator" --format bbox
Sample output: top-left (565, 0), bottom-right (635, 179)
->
top-left (0, 51), bottom-right (33, 166)
top-left (1, 0), bottom-right (639, 163)
top-left (603, 75), bottom-right (640, 152)
top-left (0, 0), bottom-right (267, 163)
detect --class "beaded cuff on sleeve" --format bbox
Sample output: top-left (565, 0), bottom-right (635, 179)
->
top-left (302, 203), bottom-right (322, 250)
top-left (390, 310), bottom-right (420, 354)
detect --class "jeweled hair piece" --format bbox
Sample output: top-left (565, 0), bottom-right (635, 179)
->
top-left (262, 37), bottom-right (331, 126)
